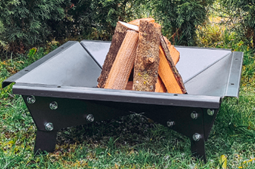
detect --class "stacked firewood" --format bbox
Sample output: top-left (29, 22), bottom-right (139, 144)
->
top-left (97, 18), bottom-right (187, 94)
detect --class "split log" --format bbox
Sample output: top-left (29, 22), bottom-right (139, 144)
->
top-left (104, 30), bottom-right (139, 90)
top-left (159, 36), bottom-right (187, 94)
top-left (163, 36), bottom-right (180, 65)
top-left (127, 20), bottom-right (156, 94)
top-left (158, 46), bottom-right (183, 93)
top-left (128, 18), bottom-right (155, 26)
top-left (155, 76), bottom-right (167, 93)
top-left (133, 20), bottom-right (161, 92)
top-left (155, 37), bottom-right (180, 93)
top-left (97, 22), bottom-right (138, 88)
top-left (125, 81), bottom-right (133, 90)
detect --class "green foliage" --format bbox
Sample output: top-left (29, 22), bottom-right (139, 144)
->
top-left (0, 21), bottom-right (5, 47)
top-left (0, 0), bottom-right (145, 52)
top-left (0, 0), bottom-right (66, 52)
top-left (221, 0), bottom-right (255, 47)
top-left (149, 0), bottom-right (214, 45)
top-left (90, 0), bottom-right (138, 37)
top-left (75, 0), bottom-right (143, 40)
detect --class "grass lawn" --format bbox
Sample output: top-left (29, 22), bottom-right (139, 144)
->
top-left (1, 24), bottom-right (255, 169)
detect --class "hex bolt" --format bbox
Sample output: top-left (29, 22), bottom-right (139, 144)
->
top-left (193, 133), bottom-right (202, 141)
top-left (49, 101), bottom-right (58, 110)
top-left (167, 121), bottom-right (175, 127)
top-left (207, 109), bottom-right (215, 116)
top-left (45, 122), bottom-right (54, 131)
top-left (191, 111), bottom-right (198, 119)
top-left (27, 95), bottom-right (36, 104)
top-left (86, 114), bottom-right (94, 122)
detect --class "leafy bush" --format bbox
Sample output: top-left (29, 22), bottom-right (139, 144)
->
top-left (0, 0), bottom-right (217, 52)
top-left (0, 0), bottom-right (144, 53)
top-left (149, 0), bottom-right (214, 46)
top-left (68, 0), bottom-right (141, 40)
top-left (0, 0), bottom-right (66, 53)
top-left (221, 0), bottom-right (255, 47)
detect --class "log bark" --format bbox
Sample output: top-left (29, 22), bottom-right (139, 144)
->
top-left (163, 36), bottom-right (180, 65)
top-left (158, 46), bottom-right (183, 94)
top-left (104, 30), bottom-right (139, 90)
top-left (97, 22), bottom-right (138, 88)
top-left (155, 37), bottom-right (180, 93)
top-left (133, 20), bottom-right (161, 92)
top-left (160, 36), bottom-right (187, 94)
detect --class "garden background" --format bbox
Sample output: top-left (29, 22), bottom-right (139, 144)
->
top-left (1, 0), bottom-right (255, 168)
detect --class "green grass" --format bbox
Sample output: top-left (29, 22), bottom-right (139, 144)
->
top-left (1, 31), bottom-right (255, 168)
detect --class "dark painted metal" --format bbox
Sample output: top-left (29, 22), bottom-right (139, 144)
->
top-left (23, 96), bottom-right (131, 131)
top-left (25, 95), bottom-right (209, 161)
top-left (203, 109), bottom-right (219, 141)
top-left (191, 137), bottom-right (206, 163)
top-left (34, 130), bottom-right (57, 154)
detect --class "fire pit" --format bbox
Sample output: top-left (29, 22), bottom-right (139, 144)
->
top-left (2, 40), bottom-right (243, 162)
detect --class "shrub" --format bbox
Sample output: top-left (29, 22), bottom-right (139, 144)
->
top-left (149, 0), bottom-right (214, 46)
top-left (221, 0), bottom-right (255, 47)
top-left (0, 0), bottom-right (66, 53)
top-left (0, 0), bottom-right (144, 53)
top-left (71, 0), bottom-right (141, 40)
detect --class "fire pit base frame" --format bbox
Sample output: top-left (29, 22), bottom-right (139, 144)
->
top-left (2, 40), bottom-right (243, 163)
top-left (22, 94), bottom-right (218, 163)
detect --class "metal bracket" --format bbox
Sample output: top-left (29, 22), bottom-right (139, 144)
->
top-left (224, 52), bottom-right (243, 98)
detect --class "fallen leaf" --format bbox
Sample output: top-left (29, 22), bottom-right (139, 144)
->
top-left (219, 155), bottom-right (227, 169)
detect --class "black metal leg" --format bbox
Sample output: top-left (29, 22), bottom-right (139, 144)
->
top-left (190, 138), bottom-right (206, 163)
top-left (34, 130), bottom-right (57, 155)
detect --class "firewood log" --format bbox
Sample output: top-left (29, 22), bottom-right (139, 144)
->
top-left (155, 37), bottom-right (180, 93)
top-left (125, 81), bottom-right (133, 90)
top-left (159, 36), bottom-right (187, 94)
top-left (133, 20), bottom-right (161, 92)
top-left (155, 76), bottom-right (167, 93)
top-left (158, 46), bottom-right (183, 93)
top-left (97, 21), bottom-right (138, 88)
top-left (104, 30), bottom-right (139, 90)
top-left (163, 36), bottom-right (180, 65)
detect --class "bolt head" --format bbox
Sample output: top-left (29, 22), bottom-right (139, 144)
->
top-left (45, 122), bottom-right (54, 131)
top-left (27, 96), bottom-right (36, 104)
top-left (49, 101), bottom-right (58, 110)
top-left (86, 114), bottom-right (94, 122)
top-left (167, 121), bottom-right (175, 127)
top-left (191, 111), bottom-right (198, 119)
top-left (193, 133), bottom-right (201, 141)
top-left (207, 109), bottom-right (215, 116)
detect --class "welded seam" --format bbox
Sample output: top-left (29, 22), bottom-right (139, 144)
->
top-left (184, 52), bottom-right (231, 84)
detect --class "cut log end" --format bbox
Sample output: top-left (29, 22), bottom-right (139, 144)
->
top-left (128, 18), bottom-right (155, 26)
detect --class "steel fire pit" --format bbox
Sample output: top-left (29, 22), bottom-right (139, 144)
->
top-left (2, 40), bottom-right (243, 162)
